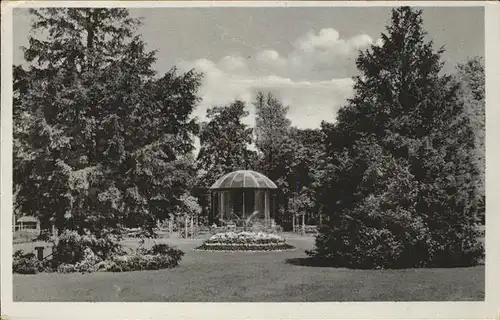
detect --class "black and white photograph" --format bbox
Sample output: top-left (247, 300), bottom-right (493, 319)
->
top-left (1, 1), bottom-right (499, 319)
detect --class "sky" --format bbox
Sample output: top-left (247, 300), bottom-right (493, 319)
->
top-left (13, 6), bottom-right (484, 131)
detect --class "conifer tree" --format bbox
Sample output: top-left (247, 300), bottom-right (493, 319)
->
top-left (312, 7), bottom-right (483, 268)
top-left (14, 8), bottom-right (202, 237)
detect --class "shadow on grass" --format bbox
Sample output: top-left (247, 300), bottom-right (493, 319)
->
top-left (285, 257), bottom-right (486, 269)
top-left (285, 257), bottom-right (340, 268)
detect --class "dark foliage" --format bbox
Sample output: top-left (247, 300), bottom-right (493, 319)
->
top-left (311, 7), bottom-right (483, 269)
top-left (195, 100), bottom-right (256, 222)
top-left (13, 250), bottom-right (47, 274)
top-left (140, 243), bottom-right (185, 265)
top-left (14, 8), bottom-right (201, 238)
top-left (253, 92), bottom-right (326, 229)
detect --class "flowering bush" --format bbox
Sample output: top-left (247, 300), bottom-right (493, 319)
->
top-left (98, 245), bottom-right (184, 272)
top-left (57, 263), bottom-right (77, 273)
top-left (195, 231), bottom-right (295, 252)
top-left (13, 232), bottom-right (185, 274)
top-left (47, 245), bottom-right (184, 274)
top-left (50, 230), bottom-right (122, 267)
top-left (74, 248), bottom-right (103, 273)
top-left (12, 250), bottom-right (47, 274)
top-left (105, 251), bottom-right (183, 272)
top-left (141, 243), bottom-right (185, 262)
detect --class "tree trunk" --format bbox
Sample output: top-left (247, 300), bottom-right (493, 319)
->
top-left (55, 216), bottom-right (65, 236)
top-left (302, 213), bottom-right (305, 236)
top-left (195, 216), bottom-right (199, 236)
top-left (190, 216), bottom-right (194, 239)
top-left (169, 216), bottom-right (173, 236)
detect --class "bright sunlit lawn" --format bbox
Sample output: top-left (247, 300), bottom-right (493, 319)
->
top-left (13, 234), bottom-right (484, 302)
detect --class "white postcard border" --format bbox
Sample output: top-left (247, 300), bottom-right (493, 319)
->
top-left (1, 2), bottom-right (498, 320)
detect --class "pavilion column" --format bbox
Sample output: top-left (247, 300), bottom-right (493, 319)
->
top-left (272, 194), bottom-right (276, 225)
top-left (242, 190), bottom-right (246, 220)
top-left (264, 190), bottom-right (270, 227)
top-left (219, 192), bottom-right (224, 221)
top-left (208, 192), bottom-right (211, 225)
top-left (209, 192), bottom-right (213, 225)
top-left (227, 191), bottom-right (232, 219)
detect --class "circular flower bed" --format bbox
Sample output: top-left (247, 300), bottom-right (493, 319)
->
top-left (194, 231), bottom-right (295, 252)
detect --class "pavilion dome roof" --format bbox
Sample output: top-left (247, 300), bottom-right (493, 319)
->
top-left (210, 170), bottom-right (278, 190)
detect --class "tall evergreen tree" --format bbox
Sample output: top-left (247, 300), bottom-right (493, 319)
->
top-left (14, 8), bottom-right (202, 237)
top-left (312, 7), bottom-right (483, 268)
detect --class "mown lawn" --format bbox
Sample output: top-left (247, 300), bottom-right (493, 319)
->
top-left (13, 235), bottom-right (484, 302)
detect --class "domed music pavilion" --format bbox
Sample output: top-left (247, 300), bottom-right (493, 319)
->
top-left (209, 170), bottom-right (279, 231)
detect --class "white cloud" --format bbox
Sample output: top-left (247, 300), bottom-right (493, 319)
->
top-left (255, 49), bottom-right (287, 67)
top-left (289, 28), bottom-right (376, 68)
top-left (348, 34), bottom-right (374, 49)
top-left (375, 37), bottom-right (385, 47)
top-left (181, 28), bottom-right (379, 133)
top-left (296, 28), bottom-right (342, 53)
top-left (218, 55), bottom-right (248, 72)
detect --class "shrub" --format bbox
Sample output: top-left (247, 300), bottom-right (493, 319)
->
top-left (73, 247), bottom-right (104, 273)
top-left (50, 230), bottom-right (122, 267)
top-left (312, 132), bottom-right (484, 269)
top-left (425, 227), bottom-right (484, 267)
top-left (106, 248), bottom-right (185, 272)
top-left (142, 243), bottom-right (185, 264)
top-left (13, 230), bottom-right (185, 274)
top-left (13, 250), bottom-right (46, 274)
top-left (57, 263), bottom-right (77, 273)
top-left (51, 235), bottom-right (185, 273)
top-left (48, 245), bottom-right (184, 273)
top-left (309, 195), bottom-right (483, 269)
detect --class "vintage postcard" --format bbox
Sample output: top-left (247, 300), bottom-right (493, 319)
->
top-left (1, 1), bottom-right (499, 319)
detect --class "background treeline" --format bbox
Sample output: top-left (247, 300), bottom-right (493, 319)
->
top-left (14, 7), bottom-right (484, 268)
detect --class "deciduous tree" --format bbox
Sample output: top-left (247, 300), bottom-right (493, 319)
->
top-left (195, 100), bottom-right (256, 221)
top-left (456, 57), bottom-right (485, 219)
